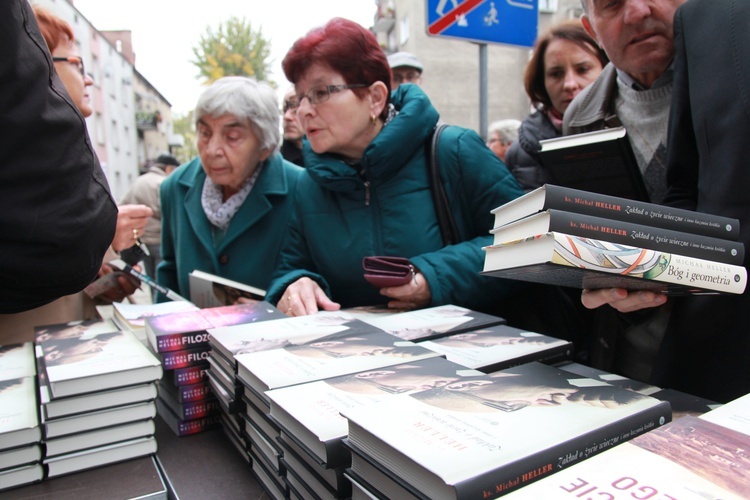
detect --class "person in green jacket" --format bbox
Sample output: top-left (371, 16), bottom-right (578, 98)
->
top-left (156, 77), bottom-right (303, 302)
top-left (266, 18), bottom-right (524, 316)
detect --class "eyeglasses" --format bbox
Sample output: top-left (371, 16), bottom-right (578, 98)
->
top-left (286, 84), bottom-right (368, 110)
top-left (52, 56), bottom-right (85, 78)
top-left (392, 70), bottom-right (421, 84)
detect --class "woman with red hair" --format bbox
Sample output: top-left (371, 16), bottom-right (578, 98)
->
top-left (266, 18), bottom-right (524, 317)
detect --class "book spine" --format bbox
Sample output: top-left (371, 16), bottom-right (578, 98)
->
top-left (160, 346), bottom-right (211, 370)
top-left (454, 402), bottom-right (672, 499)
top-left (165, 380), bottom-right (212, 403)
top-left (479, 343), bottom-right (574, 374)
top-left (497, 210), bottom-right (744, 265)
top-left (153, 330), bottom-right (211, 353)
top-left (542, 185), bottom-right (740, 240)
top-left (171, 362), bottom-right (209, 386)
top-left (547, 233), bottom-right (747, 294)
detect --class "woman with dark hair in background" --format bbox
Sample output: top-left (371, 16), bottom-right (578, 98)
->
top-left (505, 19), bottom-right (608, 192)
top-left (266, 17), bottom-right (523, 317)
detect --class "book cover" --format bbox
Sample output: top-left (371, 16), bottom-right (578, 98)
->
top-left (503, 416), bottom-right (750, 499)
top-left (537, 127), bottom-right (649, 201)
top-left (156, 398), bottom-right (221, 437)
top-left (491, 184), bottom-right (740, 239)
top-left (491, 209), bottom-right (744, 265)
top-left (112, 301), bottom-right (199, 342)
top-left (208, 311), bottom-right (381, 367)
top-left (557, 361), bottom-right (662, 395)
top-left (482, 232), bottom-right (747, 295)
top-left (236, 328), bottom-right (441, 405)
top-left (0, 443), bottom-right (41, 471)
top-left (0, 464), bottom-right (43, 492)
top-left (343, 362), bottom-right (672, 499)
top-left (188, 269), bottom-right (267, 308)
top-left (38, 327), bottom-right (163, 398)
top-left (42, 382), bottom-right (158, 420)
top-left (346, 304), bottom-right (507, 341)
top-left (419, 324), bottom-right (573, 373)
top-left (0, 376), bottom-right (40, 450)
top-left (0, 342), bottom-right (35, 381)
top-left (700, 392), bottom-right (750, 436)
top-left (44, 419), bottom-right (156, 458)
top-left (42, 401), bottom-right (157, 439)
top-left (157, 345), bottom-right (211, 371)
top-left (145, 301), bottom-right (284, 353)
top-left (157, 390), bottom-right (219, 421)
top-left (158, 379), bottom-right (212, 404)
top-left (278, 431), bottom-right (351, 495)
top-left (44, 436), bottom-right (158, 478)
top-left (267, 357), bottom-right (485, 469)
top-left (169, 362), bottom-right (209, 387)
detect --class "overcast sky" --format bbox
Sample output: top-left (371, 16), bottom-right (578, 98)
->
top-left (73, 0), bottom-right (378, 115)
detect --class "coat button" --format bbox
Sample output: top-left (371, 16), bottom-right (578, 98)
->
top-left (219, 254), bottom-right (229, 265)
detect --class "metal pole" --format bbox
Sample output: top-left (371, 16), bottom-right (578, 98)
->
top-left (479, 43), bottom-right (488, 140)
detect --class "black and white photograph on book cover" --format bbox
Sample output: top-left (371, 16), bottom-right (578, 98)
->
top-left (0, 343), bottom-right (35, 381)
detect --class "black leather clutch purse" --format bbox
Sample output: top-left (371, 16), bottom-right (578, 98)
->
top-left (362, 256), bottom-right (414, 288)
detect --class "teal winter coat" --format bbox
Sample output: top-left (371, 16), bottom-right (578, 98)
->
top-left (156, 153), bottom-right (303, 302)
top-left (265, 85), bottom-right (524, 312)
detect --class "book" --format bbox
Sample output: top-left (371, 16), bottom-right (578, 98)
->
top-left (347, 446), bottom-right (421, 500)
top-left (700, 392), bottom-right (750, 435)
top-left (491, 209), bottom-right (744, 265)
top-left (345, 304), bottom-right (507, 341)
top-left (236, 328), bottom-right (441, 405)
top-left (537, 127), bottom-right (649, 201)
top-left (157, 379), bottom-right (211, 404)
top-left (0, 443), bottom-right (41, 471)
top-left (278, 431), bottom-right (351, 497)
top-left (170, 362), bottom-right (209, 387)
top-left (188, 269), bottom-right (267, 308)
top-left (247, 445), bottom-right (288, 500)
top-left (145, 301), bottom-right (284, 353)
top-left (0, 376), bottom-right (40, 451)
top-left (112, 300), bottom-right (199, 342)
top-left (44, 419), bottom-right (156, 457)
top-left (40, 380), bottom-right (158, 420)
top-left (37, 327), bottom-right (163, 398)
top-left (0, 464), bottom-right (43, 492)
top-left (418, 324), bottom-right (574, 373)
top-left (0, 342), bottom-right (35, 381)
top-left (157, 390), bottom-right (219, 421)
top-left (557, 361), bottom-right (662, 395)
top-left (482, 232), bottom-right (748, 295)
top-left (44, 436), bottom-right (158, 478)
top-left (156, 345), bottom-right (211, 371)
top-left (490, 184), bottom-right (740, 239)
top-left (343, 362), bottom-right (672, 499)
top-left (266, 357), bottom-right (485, 469)
top-left (502, 415), bottom-right (750, 499)
top-left (42, 401), bottom-right (157, 439)
top-left (155, 398), bottom-right (221, 437)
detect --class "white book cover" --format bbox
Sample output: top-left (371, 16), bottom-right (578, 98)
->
top-left (267, 357), bottom-right (483, 467)
top-left (43, 401), bottom-right (157, 439)
top-left (0, 342), bottom-right (35, 381)
top-left (45, 419), bottom-right (155, 458)
top-left (343, 362), bottom-right (671, 499)
top-left (503, 416), bottom-right (750, 500)
top-left (44, 436), bottom-right (158, 478)
top-left (0, 376), bottom-right (40, 450)
top-left (39, 328), bottom-right (162, 398)
top-left (700, 392), bottom-right (750, 436)
top-left (42, 382), bottom-right (158, 420)
top-left (236, 329), bottom-right (440, 398)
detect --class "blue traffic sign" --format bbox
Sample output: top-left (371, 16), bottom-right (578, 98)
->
top-left (426, 0), bottom-right (538, 48)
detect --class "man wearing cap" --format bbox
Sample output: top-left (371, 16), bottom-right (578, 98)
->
top-left (387, 51), bottom-right (424, 90)
top-left (120, 154), bottom-right (181, 283)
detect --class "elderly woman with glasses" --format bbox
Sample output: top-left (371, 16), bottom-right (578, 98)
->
top-left (266, 18), bottom-right (524, 317)
top-left (156, 77), bottom-right (303, 302)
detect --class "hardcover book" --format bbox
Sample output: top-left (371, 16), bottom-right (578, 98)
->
top-left (343, 362), bottom-right (672, 499)
top-left (37, 327), bottom-right (163, 398)
top-left (145, 301), bottom-right (284, 353)
top-left (0, 443), bottom-right (41, 472)
top-left (482, 232), bottom-right (747, 295)
top-left (188, 270), bottom-right (266, 308)
top-left (236, 328), bottom-right (441, 405)
top-left (490, 184), bottom-right (740, 239)
top-left (156, 398), bottom-right (221, 437)
top-left (502, 416), bottom-right (750, 499)
top-left (169, 362), bottom-right (209, 387)
top-left (700, 392), bottom-right (750, 435)
top-left (536, 127), bottom-right (649, 201)
top-left (0, 342), bottom-right (35, 381)
top-left (157, 390), bottom-right (219, 421)
top-left (491, 209), bottom-right (744, 265)
top-left (112, 301), bottom-right (199, 342)
top-left (156, 345), bottom-right (211, 371)
top-left (0, 464), bottom-right (43, 492)
top-left (345, 304), bottom-right (507, 341)
top-left (418, 324), bottom-right (573, 373)
top-left (0, 376), bottom-right (40, 451)
top-left (266, 357), bottom-right (485, 469)
top-left (157, 379), bottom-right (212, 404)
top-left (44, 419), bottom-right (156, 458)
top-left (44, 436), bottom-right (158, 478)
top-left (279, 436), bottom-right (352, 499)
top-left (42, 400), bottom-right (157, 439)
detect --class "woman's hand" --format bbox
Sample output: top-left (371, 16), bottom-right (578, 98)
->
top-left (112, 204), bottom-right (154, 252)
top-left (581, 288), bottom-right (668, 313)
top-left (380, 271), bottom-right (431, 310)
top-left (279, 277), bottom-right (341, 317)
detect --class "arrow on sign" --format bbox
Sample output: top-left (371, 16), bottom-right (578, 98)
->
top-left (428, 0), bottom-right (487, 35)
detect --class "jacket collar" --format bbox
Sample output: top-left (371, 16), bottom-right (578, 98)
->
top-left (565, 63), bottom-right (623, 129)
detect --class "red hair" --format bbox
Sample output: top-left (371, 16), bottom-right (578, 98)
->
top-left (33, 6), bottom-right (75, 53)
top-left (282, 18), bottom-right (391, 120)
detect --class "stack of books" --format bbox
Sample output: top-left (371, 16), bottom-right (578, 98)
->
top-left (343, 361), bottom-right (672, 499)
top-left (34, 319), bottom-right (162, 478)
top-left (146, 301), bottom-right (284, 437)
top-left (503, 393), bottom-right (750, 499)
top-left (0, 342), bottom-right (43, 492)
top-left (482, 184), bottom-right (747, 295)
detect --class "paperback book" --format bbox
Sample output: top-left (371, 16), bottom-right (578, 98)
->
top-left (503, 415), bottom-right (750, 499)
top-left (482, 232), bottom-right (747, 295)
top-left (418, 324), bottom-right (573, 373)
top-left (188, 269), bottom-right (267, 308)
top-left (490, 184), bottom-right (740, 239)
top-left (266, 357), bottom-right (485, 469)
top-left (343, 362), bottom-right (672, 499)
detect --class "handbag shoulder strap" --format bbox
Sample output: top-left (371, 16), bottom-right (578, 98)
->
top-left (427, 123), bottom-right (460, 246)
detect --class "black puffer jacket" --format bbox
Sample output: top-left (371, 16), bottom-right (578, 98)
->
top-left (504, 111), bottom-right (560, 192)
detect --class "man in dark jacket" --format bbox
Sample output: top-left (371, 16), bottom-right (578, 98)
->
top-left (0, 0), bottom-right (117, 314)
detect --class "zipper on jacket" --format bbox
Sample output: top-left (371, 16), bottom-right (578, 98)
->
top-left (357, 165), bottom-right (371, 206)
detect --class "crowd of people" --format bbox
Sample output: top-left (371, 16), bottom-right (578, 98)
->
top-left (3, 0), bottom-right (749, 405)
